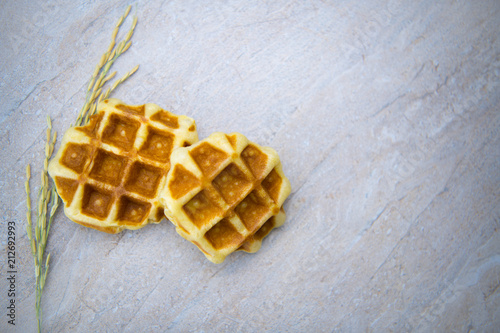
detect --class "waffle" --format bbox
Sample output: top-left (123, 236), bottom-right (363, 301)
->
top-left (48, 98), bottom-right (198, 233)
top-left (160, 132), bottom-right (291, 263)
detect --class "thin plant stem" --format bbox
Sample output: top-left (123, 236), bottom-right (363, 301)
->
top-left (75, 5), bottom-right (139, 127)
top-left (26, 5), bottom-right (140, 332)
top-left (26, 117), bottom-right (58, 333)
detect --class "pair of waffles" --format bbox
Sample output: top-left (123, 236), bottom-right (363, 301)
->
top-left (48, 99), bottom-right (291, 263)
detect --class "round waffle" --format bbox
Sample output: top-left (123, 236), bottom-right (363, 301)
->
top-left (160, 132), bottom-right (291, 263)
top-left (48, 98), bottom-right (198, 233)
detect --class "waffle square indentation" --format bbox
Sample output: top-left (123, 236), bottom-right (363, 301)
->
top-left (235, 190), bottom-right (271, 231)
top-left (138, 127), bottom-right (175, 163)
top-left (183, 190), bottom-right (223, 229)
top-left (76, 112), bottom-right (103, 137)
top-left (61, 143), bottom-right (91, 173)
top-left (241, 144), bottom-right (268, 179)
top-left (225, 134), bottom-right (238, 148)
top-left (205, 218), bottom-right (244, 250)
top-left (116, 103), bottom-right (145, 116)
top-left (124, 161), bottom-right (163, 198)
top-left (212, 163), bottom-right (252, 205)
top-left (190, 143), bottom-right (229, 179)
top-left (54, 177), bottom-right (79, 205)
top-left (82, 184), bottom-right (113, 219)
top-left (151, 110), bottom-right (179, 129)
top-left (101, 114), bottom-right (140, 150)
top-left (253, 215), bottom-right (276, 241)
top-left (117, 196), bottom-right (151, 224)
top-left (89, 149), bottom-right (126, 186)
top-left (261, 168), bottom-right (282, 203)
top-left (168, 165), bottom-right (201, 199)
top-left (238, 215), bottom-right (277, 252)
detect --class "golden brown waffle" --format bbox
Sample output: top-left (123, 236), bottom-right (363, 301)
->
top-left (160, 132), bottom-right (291, 263)
top-left (48, 98), bottom-right (198, 233)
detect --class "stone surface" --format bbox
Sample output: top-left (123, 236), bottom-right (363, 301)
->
top-left (1, 0), bottom-right (499, 332)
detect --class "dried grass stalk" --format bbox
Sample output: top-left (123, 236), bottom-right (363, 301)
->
top-left (75, 5), bottom-right (139, 126)
top-left (25, 117), bottom-right (58, 333)
top-left (26, 5), bottom-right (140, 332)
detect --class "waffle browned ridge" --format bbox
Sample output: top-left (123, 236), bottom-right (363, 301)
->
top-left (48, 98), bottom-right (198, 233)
top-left (161, 132), bottom-right (291, 263)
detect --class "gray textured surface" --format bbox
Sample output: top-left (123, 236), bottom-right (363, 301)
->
top-left (1, 0), bottom-right (499, 332)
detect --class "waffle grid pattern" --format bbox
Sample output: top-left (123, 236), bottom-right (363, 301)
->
top-left (162, 132), bottom-right (291, 263)
top-left (48, 98), bottom-right (198, 233)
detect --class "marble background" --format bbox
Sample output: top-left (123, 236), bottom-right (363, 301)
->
top-left (1, 0), bottom-right (499, 332)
